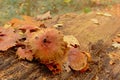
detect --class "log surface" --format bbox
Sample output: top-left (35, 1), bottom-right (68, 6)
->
top-left (0, 12), bottom-right (120, 80)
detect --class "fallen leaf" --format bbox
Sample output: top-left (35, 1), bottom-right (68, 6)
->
top-left (96, 12), bottom-right (112, 17)
top-left (117, 33), bottom-right (120, 37)
top-left (53, 24), bottom-right (63, 28)
top-left (112, 42), bottom-right (120, 48)
top-left (19, 25), bottom-right (39, 33)
top-left (9, 15), bottom-right (44, 30)
top-left (35, 11), bottom-right (52, 21)
top-left (112, 34), bottom-right (120, 48)
top-left (16, 47), bottom-right (34, 61)
top-left (91, 18), bottom-right (99, 25)
top-left (9, 18), bottom-right (22, 27)
top-left (96, 12), bottom-right (103, 15)
top-left (0, 27), bottom-right (21, 51)
top-left (103, 13), bottom-right (112, 17)
top-left (63, 35), bottom-right (80, 48)
top-left (3, 24), bottom-right (11, 28)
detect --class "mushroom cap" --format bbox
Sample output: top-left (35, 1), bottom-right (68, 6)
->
top-left (29, 28), bottom-right (68, 64)
top-left (68, 47), bottom-right (88, 71)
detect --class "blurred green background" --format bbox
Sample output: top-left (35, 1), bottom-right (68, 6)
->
top-left (0, 0), bottom-right (119, 25)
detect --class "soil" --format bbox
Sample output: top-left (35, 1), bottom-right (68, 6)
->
top-left (0, 12), bottom-right (120, 80)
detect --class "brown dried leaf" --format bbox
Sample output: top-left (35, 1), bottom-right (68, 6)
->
top-left (19, 25), bottom-right (39, 32)
top-left (116, 33), bottom-right (120, 37)
top-left (112, 34), bottom-right (120, 48)
top-left (112, 42), bottom-right (120, 48)
top-left (16, 47), bottom-right (34, 61)
top-left (9, 15), bottom-right (45, 30)
top-left (9, 18), bottom-right (23, 27)
top-left (63, 35), bottom-right (80, 48)
top-left (53, 24), bottom-right (63, 28)
top-left (96, 12), bottom-right (112, 17)
top-left (0, 27), bottom-right (21, 51)
top-left (91, 18), bottom-right (99, 25)
top-left (35, 11), bottom-right (52, 21)
top-left (3, 24), bottom-right (11, 28)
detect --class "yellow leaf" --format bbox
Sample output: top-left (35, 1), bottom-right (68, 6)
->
top-left (96, 12), bottom-right (104, 15)
top-left (3, 24), bottom-right (11, 29)
top-left (91, 18), bottom-right (99, 25)
top-left (96, 12), bottom-right (112, 17)
top-left (103, 13), bottom-right (112, 17)
top-left (63, 35), bottom-right (80, 47)
top-left (53, 24), bottom-right (63, 28)
top-left (112, 42), bottom-right (120, 48)
top-left (18, 31), bottom-right (24, 35)
top-left (117, 33), bottom-right (120, 37)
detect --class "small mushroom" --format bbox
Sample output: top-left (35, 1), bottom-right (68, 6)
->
top-left (68, 47), bottom-right (91, 72)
